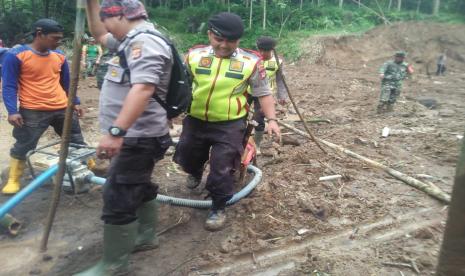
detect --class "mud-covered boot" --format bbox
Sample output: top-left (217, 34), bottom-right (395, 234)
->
top-left (386, 103), bottom-right (394, 112)
top-left (376, 103), bottom-right (386, 114)
top-left (133, 200), bottom-right (159, 252)
top-left (254, 130), bottom-right (264, 155)
top-left (2, 158), bottom-right (25, 195)
top-left (74, 222), bottom-right (137, 276)
top-left (205, 209), bottom-right (226, 231)
top-left (186, 175), bottom-right (201, 189)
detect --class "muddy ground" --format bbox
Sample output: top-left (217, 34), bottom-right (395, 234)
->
top-left (1, 22), bottom-right (464, 276)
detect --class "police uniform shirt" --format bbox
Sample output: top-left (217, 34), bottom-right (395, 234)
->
top-left (100, 21), bottom-right (173, 137)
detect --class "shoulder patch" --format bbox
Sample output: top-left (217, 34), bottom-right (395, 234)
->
top-left (130, 41), bottom-right (144, 60)
top-left (199, 56), bottom-right (213, 68)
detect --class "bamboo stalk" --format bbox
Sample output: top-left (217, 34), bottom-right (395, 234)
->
top-left (40, 0), bottom-right (87, 252)
top-left (272, 49), bottom-right (327, 154)
top-left (279, 121), bottom-right (451, 203)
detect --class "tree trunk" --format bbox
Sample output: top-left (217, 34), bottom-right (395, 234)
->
top-left (245, 0), bottom-right (249, 9)
top-left (397, 0), bottom-right (401, 11)
top-left (44, 0), bottom-right (50, 17)
top-left (299, 0), bottom-right (303, 29)
top-left (227, 0), bottom-right (230, 12)
top-left (339, 0), bottom-right (343, 8)
top-left (416, 0), bottom-right (421, 14)
top-left (11, 0), bottom-right (16, 9)
top-left (387, 0), bottom-right (392, 11)
top-left (31, 0), bottom-right (36, 15)
top-left (249, 0), bottom-right (253, 28)
top-left (432, 0), bottom-right (440, 15)
top-left (1, 0), bottom-right (6, 14)
top-left (262, 0), bottom-right (266, 30)
top-left (436, 133), bottom-right (465, 275)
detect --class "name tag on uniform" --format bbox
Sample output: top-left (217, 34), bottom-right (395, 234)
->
top-left (195, 68), bottom-right (211, 75)
top-left (225, 72), bottom-right (244, 79)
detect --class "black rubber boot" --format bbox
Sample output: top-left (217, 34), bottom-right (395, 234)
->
top-left (205, 209), bottom-right (226, 231)
top-left (186, 175), bottom-right (201, 189)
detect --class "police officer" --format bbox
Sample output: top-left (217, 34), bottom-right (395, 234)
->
top-left (378, 51), bottom-right (414, 113)
top-left (253, 36), bottom-right (288, 154)
top-left (174, 12), bottom-right (281, 231)
top-left (77, 0), bottom-right (173, 274)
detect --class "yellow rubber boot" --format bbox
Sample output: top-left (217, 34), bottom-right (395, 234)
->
top-left (2, 158), bottom-right (26, 195)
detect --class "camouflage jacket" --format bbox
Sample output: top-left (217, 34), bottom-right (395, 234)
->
top-left (379, 60), bottom-right (411, 87)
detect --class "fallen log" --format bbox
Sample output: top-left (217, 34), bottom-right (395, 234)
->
top-left (279, 121), bottom-right (451, 204)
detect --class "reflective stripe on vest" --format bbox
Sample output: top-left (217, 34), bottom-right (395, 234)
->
top-left (188, 46), bottom-right (259, 122)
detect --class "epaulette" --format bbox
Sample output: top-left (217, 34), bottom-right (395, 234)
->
top-left (239, 48), bottom-right (261, 62)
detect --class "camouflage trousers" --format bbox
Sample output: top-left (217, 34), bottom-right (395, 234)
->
top-left (379, 84), bottom-right (401, 104)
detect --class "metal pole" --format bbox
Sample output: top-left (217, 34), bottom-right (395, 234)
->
top-left (436, 131), bottom-right (465, 275)
top-left (272, 49), bottom-right (327, 154)
top-left (40, 0), bottom-right (87, 252)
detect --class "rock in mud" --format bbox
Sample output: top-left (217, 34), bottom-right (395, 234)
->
top-left (418, 98), bottom-right (438, 109)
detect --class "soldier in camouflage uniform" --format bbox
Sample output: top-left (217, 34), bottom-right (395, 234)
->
top-left (377, 51), bottom-right (414, 113)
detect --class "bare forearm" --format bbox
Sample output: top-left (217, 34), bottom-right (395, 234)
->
top-left (113, 84), bottom-right (155, 130)
top-left (86, 0), bottom-right (109, 45)
top-left (258, 95), bottom-right (277, 119)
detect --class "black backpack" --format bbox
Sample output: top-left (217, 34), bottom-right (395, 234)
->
top-left (117, 30), bottom-right (192, 119)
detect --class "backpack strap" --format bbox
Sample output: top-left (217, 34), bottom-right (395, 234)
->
top-left (118, 30), bottom-right (173, 110)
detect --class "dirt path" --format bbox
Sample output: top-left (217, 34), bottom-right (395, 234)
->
top-left (1, 22), bottom-right (464, 276)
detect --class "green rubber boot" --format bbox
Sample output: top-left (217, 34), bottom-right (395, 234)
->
top-left (74, 221), bottom-right (137, 276)
top-left (133, 200), bottom-right (159, 252)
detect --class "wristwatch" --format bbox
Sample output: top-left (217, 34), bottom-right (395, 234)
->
top-left (108, 126), bottom-right (127, 137)
top-left (266, 118), bottom-right (278, 123)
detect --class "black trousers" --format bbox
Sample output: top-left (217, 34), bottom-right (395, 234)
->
top-left (174, 116), bottom-right (246, 210)
top-left (11, 108), bottom-right (85, 160)
top-left (102, 134), bottom-right (172, 225)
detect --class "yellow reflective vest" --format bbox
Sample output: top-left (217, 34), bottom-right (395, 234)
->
top-left (187, 46), bottom-right (261, 122)
top-left (263, 54), bottom-right (281, 93)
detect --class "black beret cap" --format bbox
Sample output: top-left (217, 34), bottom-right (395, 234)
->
top-left (32, 18), bottom-right (64, 35)
top-left (208, 12), bottom-right (244, 40)
top-left (256, 36), bottom-right (277, 50)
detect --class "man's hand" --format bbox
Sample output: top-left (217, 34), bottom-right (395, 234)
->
top-left (267, 120), bottom-right (281, 142)
top-left (379, 74), bottom-right (385, 80)
top-left (97, 135), bottom-right (123, 159)
top-left (74, 105), bottom-right (85, 118)
top-left (8, 114), bottom-right (24, 127)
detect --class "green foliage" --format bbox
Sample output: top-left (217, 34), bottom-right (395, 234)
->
top-left (0, 0), bottom-right (464, 62)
